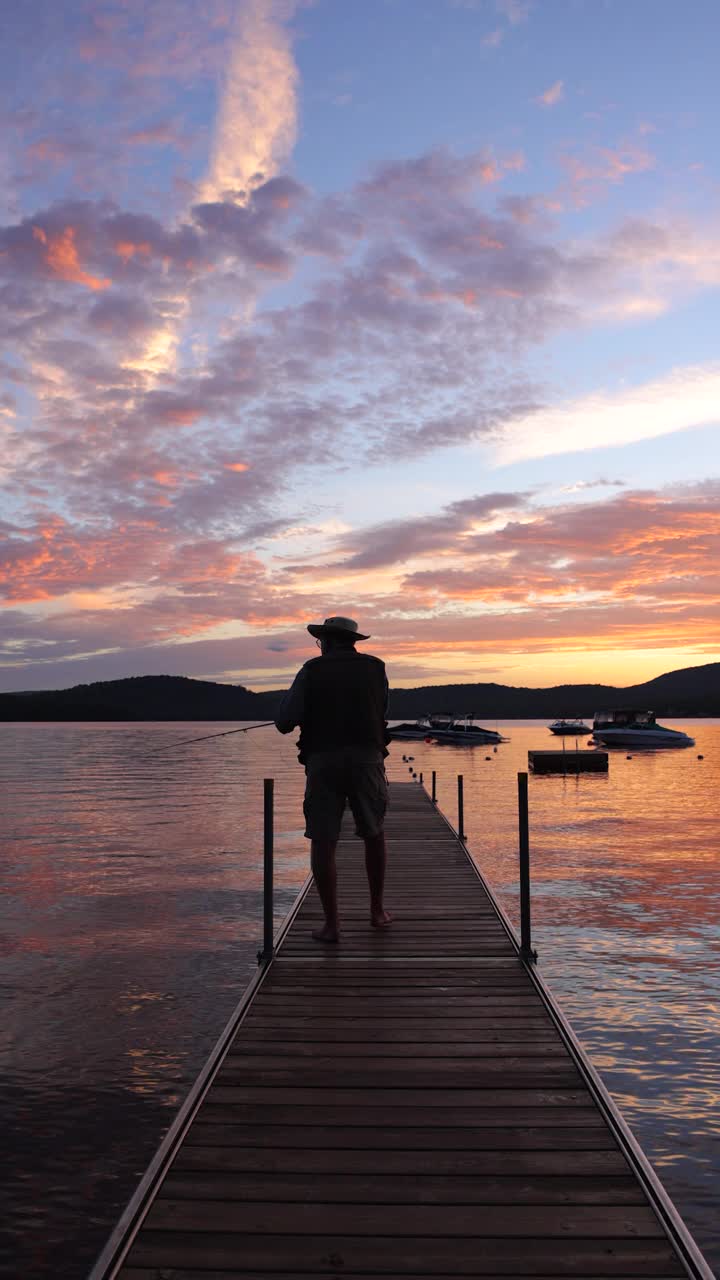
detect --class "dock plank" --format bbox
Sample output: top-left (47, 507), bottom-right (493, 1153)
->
top-left (182, 1121), bottom-right (618, 1150)
top-left (125, 1233), bottom-right (685, 1275)
top-left (143, 1199), bottom-right (665, 1236)
top-left (160, 1170), bottom-right (647, 1205)
top-left (113, 782), bottom-right (698, 1278)
top-left (170, 1145), bottom-right (636, 1177)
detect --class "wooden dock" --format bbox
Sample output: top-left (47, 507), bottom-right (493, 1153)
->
top-left (92, 782), bottom-right (712, 1279)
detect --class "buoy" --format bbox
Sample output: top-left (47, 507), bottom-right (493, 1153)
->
top-left (402, 754), bottom-right (407, 761)
top-left (408, 756), bottom-right (414, 761)
top-left (698, 754), bottom-right (704, 760)
top-left (493, 747), bottom-right (497, 753)
top-left (485, 756), bottom-right (491, 761)
top-left (626, 754), bottom-right (632, 759)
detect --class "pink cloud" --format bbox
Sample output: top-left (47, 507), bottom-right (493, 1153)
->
top-left (0, 148), bottom-right (710, 533)
top-left (75, 1), bottom-right (236, 80)
top-left (126, 121), bottom-right (188, 148)
top-left (2, 125), bottom-right (719, 691)
top-left (536, 80), bottom-right (564, 108)
top-left (0, 512), bottom-right (266, 606)
top-left (558, 142), bottom-right (655, 206)
top-left (333, 493), bottom-right (529, 570)
top-left (399, 484), bottom-right (720, 610)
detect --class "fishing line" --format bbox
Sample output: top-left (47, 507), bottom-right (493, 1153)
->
top-left (140, 721), bottom-right (276, 758)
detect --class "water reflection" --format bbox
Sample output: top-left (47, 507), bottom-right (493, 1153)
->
top-left (2, 720), bottom-right (719, 1275)
top-left (388, 722), bottom-right (719, 1265)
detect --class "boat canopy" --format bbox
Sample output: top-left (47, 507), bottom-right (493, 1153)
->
top-left (593, 708), bottom-right (655, 728)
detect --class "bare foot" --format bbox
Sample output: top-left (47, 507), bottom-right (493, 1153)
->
top-left (312, 924), bottom-right (339, 944)
top-left (371, 909), bottom-right (393, 929)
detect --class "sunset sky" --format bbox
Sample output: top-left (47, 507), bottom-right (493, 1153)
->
top-left (2, 0), bottom-right (719, 692)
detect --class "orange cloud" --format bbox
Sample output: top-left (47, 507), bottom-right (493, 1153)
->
top-left (224, 461), bottom-right (250, 472)
top-left (33, 224), bottom-right (110, 291)
top-left (115, 240), bottom-right (152, 263)
top-left (477, 160), bottom-right (502, 184)
top-left (154, 407), bottom-right (202, 426)
top-left (244, 608), bottom-right (309, 627)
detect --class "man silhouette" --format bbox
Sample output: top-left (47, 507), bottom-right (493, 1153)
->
top-left (275, 616), bottom-right (392, 943)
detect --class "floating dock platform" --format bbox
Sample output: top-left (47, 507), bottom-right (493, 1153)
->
top-left (90, 780), bottom-right (711, 1279)
top-left (529, 748), bottom-right (609, 774)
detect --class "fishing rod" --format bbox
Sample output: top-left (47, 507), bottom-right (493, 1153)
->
top-left (140, 721), bottom-right (276, 758)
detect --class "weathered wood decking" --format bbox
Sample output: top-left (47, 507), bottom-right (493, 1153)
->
top-left (99, 781), bottom-right (711, 1278)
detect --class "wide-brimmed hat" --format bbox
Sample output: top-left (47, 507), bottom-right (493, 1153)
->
top-left (307, 615), bottom-right (370, 641)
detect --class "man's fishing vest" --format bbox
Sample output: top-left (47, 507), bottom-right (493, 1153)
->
top-left (298, 650), bottom-right (389, 759)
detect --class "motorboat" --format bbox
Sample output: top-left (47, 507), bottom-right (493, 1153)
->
top-left (391, 714), bottom-right (505, 745)
top-left (421, 714), bottom-right (505, 745)
top-left (389, 721), bottom-right (435, 741)
top-left (548, 718), bottom-right (591, 735)
top-left (591, 708), bottom-right (695, 749)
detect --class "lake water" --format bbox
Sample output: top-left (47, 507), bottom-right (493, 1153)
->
top-left (2, 720), bottom-right (719, 1277)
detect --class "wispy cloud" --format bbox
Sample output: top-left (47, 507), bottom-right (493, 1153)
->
top-left (493, 364), bottom-right (720, 464)
top-left (536, 80), bottom-right (564, 108)
top-left (199, 0), bottom-right (298, 204)
top-left (558, 478), bottom-right (626, 494)
top-left (558, 141), bottom-right (654, 206)
top-left (496, 0), bottom-right (532, 24)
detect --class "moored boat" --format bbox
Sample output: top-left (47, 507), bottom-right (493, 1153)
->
top-left (422, 714), bottom-right (505, 745)
top-left (391, 714), bottom-right (505, 744)
top-left (389, 721), bottom-right (434, 741)
top-left (548, 718), bottom-right (591, 735)
top-left (591, 708), bottom-right (695, 749)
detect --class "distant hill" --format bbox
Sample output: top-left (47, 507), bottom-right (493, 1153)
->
top-left (1, 662), bottom-right (718, 721)
top-left (386, 662), bottom-right (720, 718)
top-left (0, 674), bottom-right (281, 722)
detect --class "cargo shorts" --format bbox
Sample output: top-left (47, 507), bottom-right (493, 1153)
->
top-left (303, 746), bottom-right (388, 842)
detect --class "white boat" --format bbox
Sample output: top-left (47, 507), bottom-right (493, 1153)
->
top-left (548, 718), bottom-right (590, 735)
top-left (591, 708), bottom-right (695, 749)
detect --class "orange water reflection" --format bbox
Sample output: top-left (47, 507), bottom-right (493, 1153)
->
top-left (389, 720), bottom-right (720, 1263)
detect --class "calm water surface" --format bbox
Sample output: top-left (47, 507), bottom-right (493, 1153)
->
top-left (2, 720), bottom-right (719, 1276)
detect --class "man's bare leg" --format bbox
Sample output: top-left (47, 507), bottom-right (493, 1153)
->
top-left (310, 838), bottom-right (340, 942)
top-left (364, 831), bottom-right (392, 927)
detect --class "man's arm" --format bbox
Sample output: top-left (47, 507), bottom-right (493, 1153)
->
top-left (274, 665), bottom-right (308, 733)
